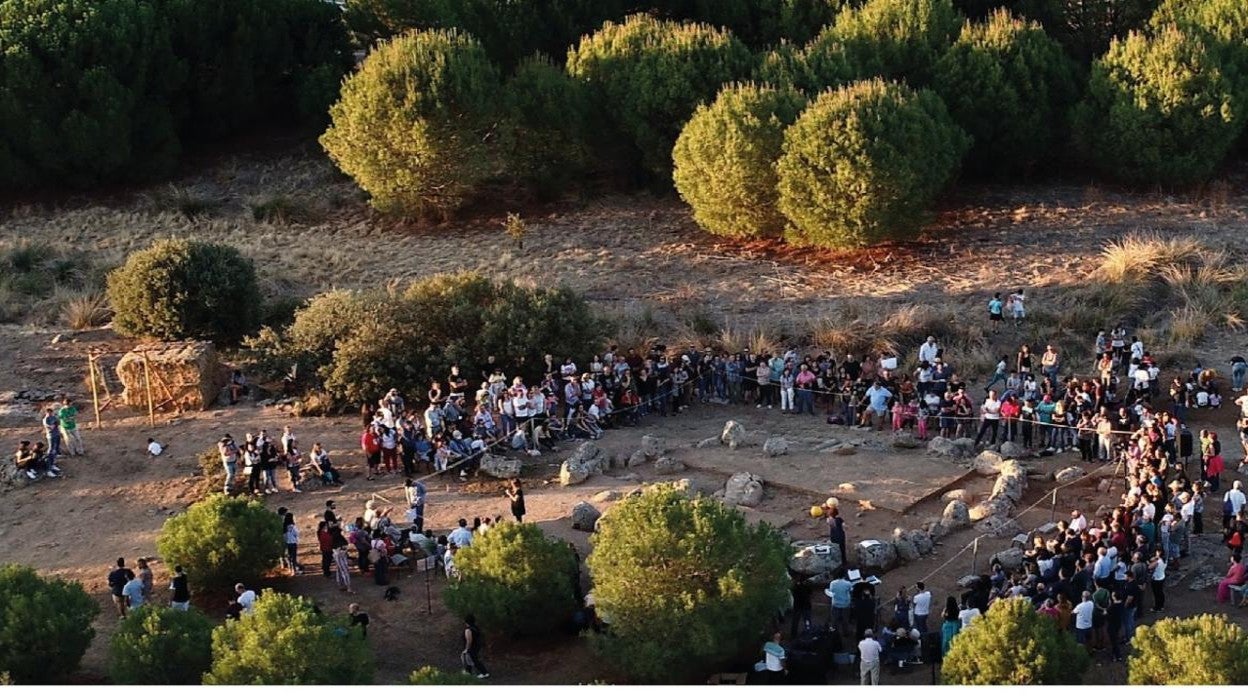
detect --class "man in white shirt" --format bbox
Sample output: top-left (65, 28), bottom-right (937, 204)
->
top-left (918, 337), bottom-right (940, 366)
top-left (234, 583), bottom-right (257, 614)
top-left (1226, 482), bottom-right (1247, 528)
top-left (1073, 591), bottom-right (1095, 646)
top-left (911, 582), bottom-right (932, 634)
top-left (1069, 509), bottom-right (1088, 533)
top-left (974, 390), bottom-right (1002, 446)
top-left (957, 604), bottom-right (981, 628)
top-left (449, 518), bottom-right (474, 548)
top-left (858, 629), bottom-right (882, 685)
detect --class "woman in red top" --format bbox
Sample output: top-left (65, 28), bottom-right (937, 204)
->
top-left (361, 426), bottom-right (382, 481)
top-left (1000, 396), bottom-right (1021, 443)
top-left (317, 521), bottom-right (334, 578)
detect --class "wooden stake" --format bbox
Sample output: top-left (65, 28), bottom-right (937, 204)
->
top-left (88, 355), bottom-right (102, 430)
top-left (142, 352), bottom-right (155, 427)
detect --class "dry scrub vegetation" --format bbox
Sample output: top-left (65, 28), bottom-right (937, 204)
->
top-left (1, 150), bottom-right (1246, 377)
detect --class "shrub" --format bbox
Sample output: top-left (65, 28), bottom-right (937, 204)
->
top-left (409, 665), bottom-right (484, 684)
top-left (156, 494), bottom-right (285, 594)
top-left (321, 29), bottom-right (500, 218)
top-left (1150, 0), bottom-right (1248, 91)
top-left (161, 0), bottom-right (354, 136)
top-left (107, 239), bottom-right (262, 344)
top-left (567, 14), bottom-right (756, 181)
top-left (933, 10), bottom-right (1079, 173)
top-left (204, 592), bottom-right (374, 684)
top-left (673, 83), bottom-right (807, 240)
top-left (108, 606), bottom-right (214, 684)
top-left (1129, 614), bottom-right (1248, 684)
top-left (942, 596), bottom-right (1089, 684)
top-left (812, 0), bottom-right (963, 86)
top-left (259, 273), bottom-right (601, 405)
top-left (499, 56), bottom-right (594, 194)
top-left (444, 523), bottom-right (580, 635)
top-left (1072, 25), bottom-right (1245, 186)
top-left (0, 0), bottom-right (183, 188)
top-left (776, 79), bottom-right (970, 249)
top-left (587, 485), bottom-right (789, 683)
top-left (0, 565), bottom-right (99, 683)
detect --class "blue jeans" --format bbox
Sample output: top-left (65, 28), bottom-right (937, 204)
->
top-left (796, 389), bottom-right (814, 415)
top-left (222, 461), bottom-right (236, 492)
top-left (1075, 627), bottom-right (1091, 646)
top-left (913, 613), bottom-right (928, 634)
top-left (1233, 363), bottom-right (1247, 392)
top-left (1124, 607), bottom-right (1137, 641)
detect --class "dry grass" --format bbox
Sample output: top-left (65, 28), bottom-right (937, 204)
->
top-left (62, 291), bottom-right (112, 330)
top-left (1095, 232), bottom-right (1205, 284)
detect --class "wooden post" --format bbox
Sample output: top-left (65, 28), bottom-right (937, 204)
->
top-left (971, 537), bottom-right (979, 575)
top-left (88, 355), bottom-right (102, 430)
top-left (142, 352), bottom-right (155, 427)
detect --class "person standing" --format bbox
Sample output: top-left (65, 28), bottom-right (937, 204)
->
top-left (136, 557), bottom-right (153, 602)
top-left (858, 629), bottom-right (882, 685)
top-left (283, 513), bottom-right (301, 575)
top-left (121, 573), bottom-right (145, 613)
top-left (108, 558), bottom-right (135, 619)
top-left (762, 631), bottom-right (787, 684)
top-left (826, 499), bottom-right (847, 565)
top-left (169, 565), bottom-right (191, 610)
top-left (41, 407), bottom-right (62, 475)
top-left (462, 614), bottom-right (490, 679)
top-left (334, 543), bottom-right (354, 594)
top-left (1148, 552), bottom-right (1167, 612)
top-left (57, 398), bottom-right (84, 456)
top-left (506, 479), bottom-right (526, 523)
top-left (987, 293), bottom-right (1004, 334)
top-left (218, 436), bottom-right (239, 496)
top-left (911, 582), bottom-right (932, 634)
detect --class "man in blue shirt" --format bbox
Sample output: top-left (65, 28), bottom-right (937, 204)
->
top-left (826, 574), bottom-right (854, 632)
top-left (865, 382), bottom-right (893, 430)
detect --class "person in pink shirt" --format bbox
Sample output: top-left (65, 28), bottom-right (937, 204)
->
top-left (795, 364), bottom-right (817, 415)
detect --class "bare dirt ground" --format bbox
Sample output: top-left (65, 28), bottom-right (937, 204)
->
top-left (1, 149), bottom-right (1247, 684)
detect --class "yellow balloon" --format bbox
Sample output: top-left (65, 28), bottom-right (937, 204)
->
top-left (810, 505), bottom-right (825, 518)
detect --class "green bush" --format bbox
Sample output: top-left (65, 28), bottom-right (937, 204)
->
top-left (1072, 25), bottom-right (1245, 185)
top-left (0, 0), bottom-right (183, 188)
top-left (587, 485), bottom-right (789, 683)
top-left (108, 605), bottom-right (214, 684)
top-left (1151, 0), bottom-right (1248, 90)
top-left (256, 273), bottom-right (600, 404)
top-left (650, 0), bottom-right (844, 47)
top-left (162, 0), bottom-right (354, 137)
top-left (566, 14), bottom-right (756, 181)
top-left (500, 56), bottom-right (594, 194)
top-left (942, 596), bottom-right (1089, 684)
top-left (0, 565), bottom-right (99, 683)
top-left (107, 239), bottom-right (262, 344)
top-left (776, 79), bottom-right (970, 249)
top-left (810, 0), bottom-right (963, 86)
top-left (933, 10), bottom-right (1080, 173)
top-left (204, 592), bottom-right (374, 684)
top-left (1129, 614), bottom-right (1248, 684)
top-left (409, 665), bottom-right (484, 684)
top-left (156, 494), bottom-right (284, 595)
top-left (444, 523), bottom-right (580, 636)
top-left (321, 29), bottom-right (500, 218)
top-left (673, 83), bottom-right (807, 239)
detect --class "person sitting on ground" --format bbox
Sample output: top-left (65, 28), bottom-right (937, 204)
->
top-left (309, 442), bottom-right (343, 486)
top-left (228, 369), bottom-right (248, 405)
top-left (146, 438), bottom-right (164, 457)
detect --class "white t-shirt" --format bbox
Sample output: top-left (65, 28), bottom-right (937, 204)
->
top-left (912, 590), bottom-right (932, 616)
top-left (958, 607), bottom-right (981, 628)
top-left (981, 399), bottom-right (1002, 420)
top-left (1152, 559), bottom-right (1167, 581)
top-left (858, 638), bottom-right (882, 664)
top-left (237, 589), bottom-right (257, 613)
top-left (449, 526), bottom-right (474, 548)
top-left (1070, 515), bottom-right (1088, 532)
top-left (1226, 489), bottom-right (1247, 516)
top-left (147, 441), bottom-right (163, 456)
top-left (1073, 600), bottom-right (1094, 630)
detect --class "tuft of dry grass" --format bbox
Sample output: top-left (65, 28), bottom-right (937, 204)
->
top-left (1095, 232), bottom-right (1205, 284)
top-left (61, 291), bottom-right (112, 330)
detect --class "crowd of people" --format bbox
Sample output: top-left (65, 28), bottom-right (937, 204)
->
top-left (10, 398), bottom-right (83, 481)
top-left (72, 304), bottom-right (1244, 684)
